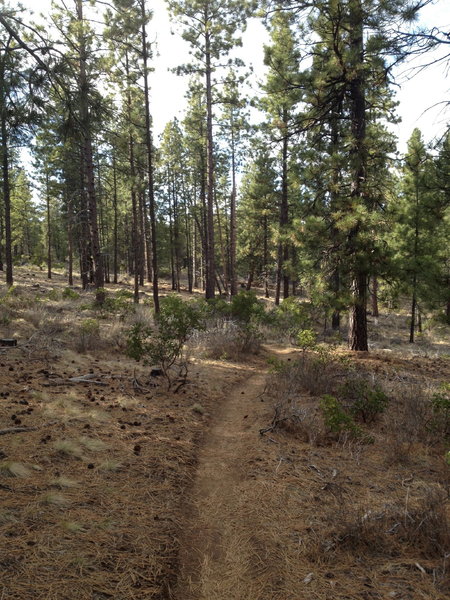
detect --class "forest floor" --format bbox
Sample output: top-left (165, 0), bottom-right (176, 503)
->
top-left (0, 267), bottom-right (449, 600)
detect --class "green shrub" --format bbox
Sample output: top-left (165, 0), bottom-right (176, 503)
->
top-left (229, 290), bottom-right (265, 324)
top-left (62, 287), bottom-right (80, 300)
top-left (320, 395), bottom-right (362, 438)
top-left (46, 289), bottom-right (61, 301)
top-left (77, 318), bottom-right (100, 352)
top-left (92, 288), bottom-right (134, 315)
top-left (126, 296), bottom-right (205, 390)
top-left (339, 378), bottom-right (389, 424)
top-left (430, 383), bottom-right (450, 437)
top-left (296, 328), bottom-right (317, 352)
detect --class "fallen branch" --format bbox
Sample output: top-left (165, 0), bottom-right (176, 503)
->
top-left (0, 420), bottom-right (59, 436)
top-left (69, 374), bottom-right (107, 386)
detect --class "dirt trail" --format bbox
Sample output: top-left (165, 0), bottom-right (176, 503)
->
top-left (171, 350), bottom-right (289, 600)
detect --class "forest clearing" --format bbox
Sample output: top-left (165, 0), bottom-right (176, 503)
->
top-left (0, 268), bottom-right (449, 599)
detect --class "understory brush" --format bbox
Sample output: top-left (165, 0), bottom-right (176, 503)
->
top-left (197, 291), bottom-right (265, 359)
top-left (264, 349), bottom-right (389, 444)
top-left (307, 485), bottom-right (449, 566)
top-left (126, 295), bottom-right (204, 390)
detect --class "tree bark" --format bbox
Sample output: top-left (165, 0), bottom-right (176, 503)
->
top-left (46, 172), bottom-right (52, 279)
top-left (140, 0), bottom-right (159, 312)
top-left (76, 0), bottom-right (103, 292)
top-left (1, 98), bottom-right (13, 287)
top-left (205, 27), bottom-right (216, 300)
top-left (229, 120), bottom-right (237, 297)
top-left (0, 50), bottom-right (13, 287)
top-left (347, 0), bottom-right (368, 351)
top-left (67, 190), bottom-right (73, 287)
top-left (112, 151), bottom-right (118, 284)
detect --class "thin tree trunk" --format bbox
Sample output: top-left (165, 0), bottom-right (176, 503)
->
top-left (264, 214), bottom-right (269, 298)
top-left (173, 178), bottom-right (181, 291)
top-left (214, 190), bottom-right (228, 296)
top-left (0, 209), bottom-right (4, 271)
top-left (140, 1), bottom-right (159, 312)
top-left (112, 151), bottom-right (118, 284)
top-left (142, 192), bottom-right (152, 283)
top-left (205, 27), bottom-right (216, 299)
top-left (138, 190), bottom-right (145, 286)
top-left (281, 124), bottom-right (289, 300)
top-left (67, 191), bottom-right (73, 287)
top-left (246, 265), bottom-right (254, 291)
top-left (125, 50), bottom-right (139, 304)
top-left (1, 101), bottom-right (12, 287)
top-left (77, 0), bottom-right (103, 293)
top-left (46, 172), bottom-right (52, 279)
top-left (168, 181), bottom-right (176, 290)
top-left (229, 122), bottom-right (237, 296)
top-left (332, 268), bottom-right (341, 330)
top-left (371, 275), bottom-right (379, 318)
top-left (79, 164), bottom-right (90, 290)
top-left (409, 276), bottom-right (417, 343)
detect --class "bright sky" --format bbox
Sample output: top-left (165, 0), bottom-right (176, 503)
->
top-left (17, 0), bottom-right (450, 154)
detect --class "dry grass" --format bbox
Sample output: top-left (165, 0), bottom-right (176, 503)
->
top-left (1, 267), bottom-right (449, 600)
top-left (193, 318), bottom-right (262, 361)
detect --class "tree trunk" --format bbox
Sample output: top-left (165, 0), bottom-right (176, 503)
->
top-left (1, 101), bottom-right (13, 287)
top-left (205, 29), bottom-right (216, 300)
top-left (67, 191), bottom-right (73, 287)
top-left (264, 214), bottom-right (269, 298)
top-left (348, 272), bottom-right (368, 351)
top-left (409, 276), bottom-right (417, 343)
top-left (331, 268), bottom-right (340, 330)
top-left (112, 151), bottom-right (118, 284)
top-left (79, 164), bottom-right (90, 290)
top-left (138, 190), bottom-right (145, 286)
top-left (140, 1), bottom-right (159, 312)
top-left (0, 208), bottom-right (4, 271)
top-left (347, 0), bottom-right (368, 351)
top-left (281, 126), bottom-right (289, 300)
top-left (371, 275), bottom-right (379, 318)
top-left (230, 123), bottom-right (237, 297)
top-left (246, 265), bottom-right (254, 291)
top-left (77, 0), bottom-right (103, 292)
top-left (46, 172), bottom-right (52, 279)
top-left (214, 189), bottom-right (228, 296)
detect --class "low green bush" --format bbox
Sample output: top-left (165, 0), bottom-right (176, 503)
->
top-left (320, 394), bottom-right (362, 438)
top-left (126, 295), bottom-right (205, 390)
top-left (338, 378), bottom-right (389, 424)
top-left (62, 287), bottom-right (80, 300)
top-left (430, 383), bottom-right (450, 438)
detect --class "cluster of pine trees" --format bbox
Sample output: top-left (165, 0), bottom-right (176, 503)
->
top-left (0, 0), bottom-right (449, 350)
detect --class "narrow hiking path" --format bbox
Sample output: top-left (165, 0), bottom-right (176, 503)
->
top-left (171, 346), bottom-right (296, 600)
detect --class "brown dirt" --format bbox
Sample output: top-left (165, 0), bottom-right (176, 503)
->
top-left (172, 351), bottom-right (284, 600)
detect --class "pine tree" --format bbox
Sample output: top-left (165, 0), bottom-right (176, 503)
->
top-left (261, 8), bottom-right (302, 304)
top-left (167, 0), bottom-right (255, 299)
top-left (0, 0), bottom-right (46, 285)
